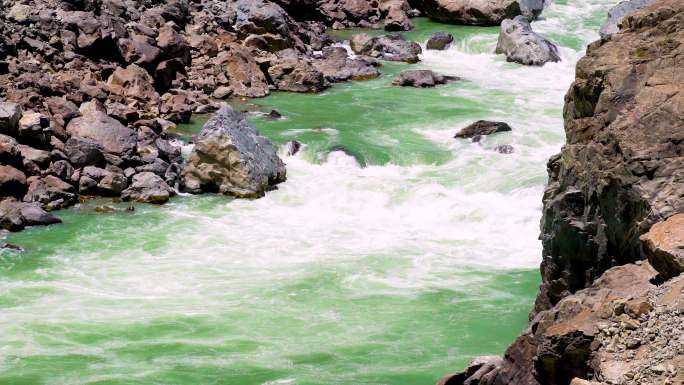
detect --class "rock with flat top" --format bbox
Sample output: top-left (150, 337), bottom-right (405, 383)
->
top-left (640, 214), bottom-right (684, 280)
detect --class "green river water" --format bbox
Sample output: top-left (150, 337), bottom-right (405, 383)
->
top-left (1, 1), bottom-right (615, 384)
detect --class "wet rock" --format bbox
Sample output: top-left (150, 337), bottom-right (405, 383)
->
top-left (267, 110), bottom-right (282, 120)
top-left (419, 0), bottom-right (522, 25)
top-left (392, 70), bottom-right (458, 87)
top-left (0, 197), bottom-right (61, 232)
top-left (121, 172), bottom-right (175, 204)
top-left (24, 175), bottom-right (77, 210)
top-left (518, 0), bottom-right (546, 20)
top-left (599, 0), bottom-right (657, 38)
top-left (495, 144), bottom-right (514, 154)
top-left (426, 32), bottom-right (454, 50)
top-left (313, 46), bottom-right (380, 82)
top-left (284, 140), bottom-right (302, 156)
top-left (640, 214), bottom-right (684, 280)
top-left (182, 106), bottom-right (286, 198)
top-left (0, 165), bottom-right (27, 198)
top-left (66, 108), bottom-right (137, 155)
top-left (0, 243), bottom-right (23, 252)
top-left (350, 34), bottom-right (422, 63)
top-left (495, 16), bottom-right (560, 66)
top-left (454, 120), bottom-right (512, 139)
top-left (268, 57), bottom-right (327, 93)
top-left (437, 356), bottom-right (502, 385)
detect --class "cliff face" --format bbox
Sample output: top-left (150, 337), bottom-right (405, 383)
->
top-left (536, 0), bottom-right (684, 313)
top-left (439, 1), bottom-right (684, 384)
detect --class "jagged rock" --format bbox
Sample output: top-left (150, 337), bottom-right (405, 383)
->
top-left (0, 102), bottom-right (22, 136)
top-left (437, 356), bottom-right (502, 385)
top-left (640, 214), bottom-right (684, 280)
top-left (0, 133), bottom-right (23, 168)
top-left (121, 172), bottom-right (175, 204)
top-left (537, 0), bottom-right (684, 312)
top-left (17, 144), bottom-right (51, 175)
top-left (599, 0), bottom-right (657, 37)
top-left (384, 6), bottom-right (414, 31)
top-left (64, 137), bottom-right (106, 168)
top-left (0, 197), bottom-right (61, 231)
top-left (66, 108), bottom-right (137, 155)
top-left (284, 140), bottom-right (302, 156)
top-left (117, 35), bottom-right (162, 68)
top-left (454, 120), bottom-right (512, 139)
top-left (17, 111), bottom-right (51, 147)
top-left (24, 175), bottom-right (77, 210)
top-left (47, 160), bottom-right (74, 181)
top-left (350, 34), bottom-right (422, 63)
top-left (392, 70), bottom-right (458, 87)
top-left (79, 166), bottom-right (128, 196)
top-left (107, 64), bottom-right (159, 104)
top-left (495, 16), bottom-right (560, 66)
top-left (313, 46), bottom-right (380, 82)
top-left (419, 0), bottom-right (522, 25)
top-left (215, 44), bottom-right (269, 98)
top-left (156, 25), bottom-right (191, 66)
top-left (268, 57), bottom-right (327, 93)
top-left (426, 32), bottom-right (454, 50)
top-left (234, 0), bottom-right (291, 37)
top-left (182, 106), bottom-right (286, 198)
top-left (0, 165), bottom-right (27, 198)
top-left (518, 0), bottom-right (545, 20)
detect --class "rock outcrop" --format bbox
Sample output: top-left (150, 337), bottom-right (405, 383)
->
top-left (599, 0), bottom-right (657, 37)
top-left (182, 106), bottom-right (286, 198)
top-left (495, 16), bottom-right (560, 66)
top-left (439, 1), bottom-right (684, 384)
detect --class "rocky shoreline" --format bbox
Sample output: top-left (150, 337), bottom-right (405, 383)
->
top-left (439, 1), bottom-right (684, 384)
top-left (0, 0), bottom-right (555, 232)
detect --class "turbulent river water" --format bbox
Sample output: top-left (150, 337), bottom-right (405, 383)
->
top-left (1, 1), bottom-right (616, 384)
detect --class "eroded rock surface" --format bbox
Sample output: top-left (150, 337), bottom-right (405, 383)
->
top-left (495, 16), bottom-right (560, 66)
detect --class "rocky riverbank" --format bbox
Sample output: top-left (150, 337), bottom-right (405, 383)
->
top-left (0, 0), bottom-right (551, 232)
top-left (439, 1), bottom-right (684, 384)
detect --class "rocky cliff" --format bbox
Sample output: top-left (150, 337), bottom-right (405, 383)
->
top-left (439, 1), bottom-right (684, 384)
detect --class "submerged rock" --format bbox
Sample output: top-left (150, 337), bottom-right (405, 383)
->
top-left (182, 106), bottom-right (286, 198)
top-left (284, 140), bottom-right (302, 156)
top-left (392, 70), bottom-right (459, 87)
top-left (494, 144), bottom-right (514, 154)
top-left (495, 16), bottom-right (560, 65)
top-left (640, 214), bottom-right (684, 280)
top-left (599, 0), bottom-right (657, 37)
top-left (426, 32), bottom-right (454, 50)
top-left (350, 34), bottom-right (422, 63)
top-left (454, 120), bottom-right (512, 139)
top-left (313, 46), bottom-right (380, 82)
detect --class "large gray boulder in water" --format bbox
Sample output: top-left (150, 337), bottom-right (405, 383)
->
top-left (182, 106), bottom-right (286, 198)
top-left (495, 16), bottom-right (560, 65)
top-left (350, 34), bottom-right (422, 63)
top-left (599, 0), bottom-right (657, 37)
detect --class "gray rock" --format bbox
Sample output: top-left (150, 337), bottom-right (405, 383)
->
top-left (66, 109), bottom-right (137, 155)
top-left (599, 0), bottom-right (657, 38)
top-left (313, 46), bottom-right (380, 82)
top-left (64, 137), bottom-right (106, 168)
top-left (0, 197), bottom-right (61, 232)
top-left (122, 172), bottom-right (175, 204)
top-left (268, 57), bottom-right (327, 93)
top-left (426, 32), bottom-right (454, 50)
top-left (23, 175), bottom-right (77, 210)
top-left (350, 34), bottom-right (422, 63)
top-left (234, 0), bottom-right (290, 37)
top-left (0, 102), bottom-right (22, 136)
top-left (420, 0), bottom-right (522, 25)
top-left (182, 106), bottom-right (286, 198)
top-left (0, 133), bottom-right (23, 168)
top-left (496, 16), bottom-right (560, 65)
top-left (519, 0), bottom-right (545, 20)
top-left (392, 70), bottom-right (459, 87)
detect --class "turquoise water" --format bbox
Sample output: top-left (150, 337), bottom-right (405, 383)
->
top-left (0, 1), bottom-right (615, 384)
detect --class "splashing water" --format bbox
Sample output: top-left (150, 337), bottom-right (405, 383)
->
top-left (0, 2), bottom-right (616, 384)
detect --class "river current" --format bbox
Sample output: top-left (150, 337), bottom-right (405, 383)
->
top-left (0, 1), bottom-right (615, 383)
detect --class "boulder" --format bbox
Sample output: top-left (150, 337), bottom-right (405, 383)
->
top-left (0, 197), bottom-right (61, 232)
top-left (79, 166), bottom-right (128, 196)
top-left (454, 120), bottom-right (512, 139)
top-left (519, 0), bottom-right (545, 20)
top-left (215, 44), bottom-right (269, 98)
top-left (66, 109), bottom-right (137, 155)
top-left (0, 102), bottom-right (22, 136)
top-left (64, 137), bottom-right (106, 168)
top-left (117, 35), bottom-right (162, 68)
top-left (392, 70), bottom-right (458, 87)
top-left (121, 172), bottom-right (175, 204)
top-left (0, 165), bottom-right (27, 198)
top-left (313, 46), bottom-right (380, 82)
top-left (384, 7), bottom-right (414, 31)
top-left (420, 0), bottom-right (521, 25)
top-left (426, 32), bottom-right (454, 50)
top-left (23, 175), bottom-right (77, 210)
top-left (268, 57), bottom-right (327, 93)
top-left (17, 144), bottom-right (51, 175)
top-left (106, 64), bottom-right (159, 103)
top-left (640, 214), bottom-right (684, 280)
top-left (599, 0), bottom-right (657, 37)
top-left (234, 0), bottom-right (290, 37)
top-left (182, 106), bottom-right (286, 198)
top-left (495, 16), bottom-right (560, 65)
top-left (350, 34), bottom-right (422, 63)
top-left (156, 25), bottom-right (191, 66)
top-left (17, 111), bottom-right (51, 147)
top-left (0, 133), bottom-right (23, 168)
top-left (47, 160), bottom-right (74, 181)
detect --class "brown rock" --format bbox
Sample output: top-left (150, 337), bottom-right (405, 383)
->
top-left (640, 214), bottom-right (684, 280)
top-left (0, 165), bottom-right (27, 198)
